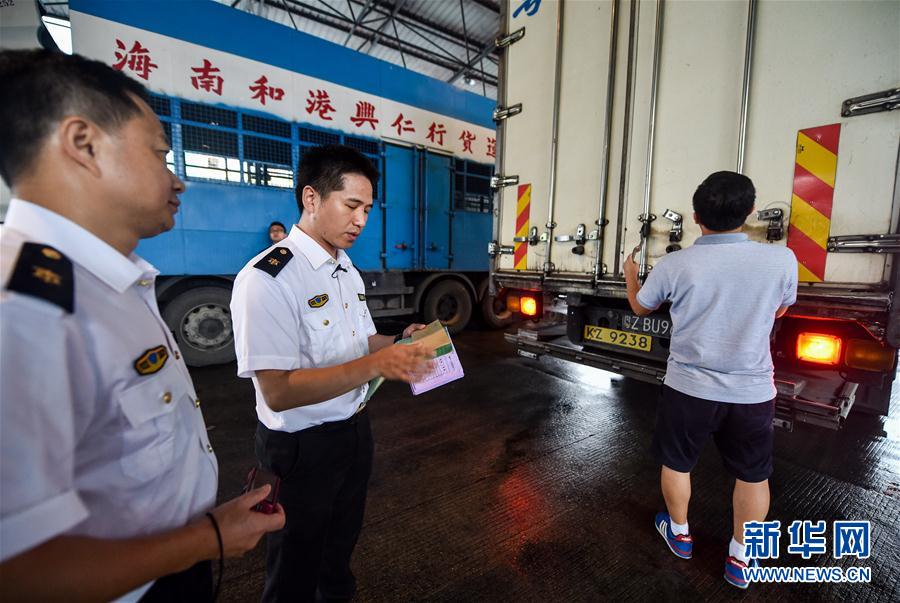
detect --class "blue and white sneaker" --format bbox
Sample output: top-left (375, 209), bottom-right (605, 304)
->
top-left (724, 555), bottom-right (759, 589)
top-left (654, 512), bottom-right (693, 559)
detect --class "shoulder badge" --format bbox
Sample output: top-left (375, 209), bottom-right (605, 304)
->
top-left (308, 293), bottom-right (329, 308)
top-left (254, 247), bottom-right (293, 277)
top-left (358, 293), bottom-right (366, 301)
top-left (5, 243), bottom-right (74, 313)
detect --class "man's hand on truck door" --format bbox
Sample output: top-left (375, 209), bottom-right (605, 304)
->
top-left (624, 248), bottom-right (654, 317)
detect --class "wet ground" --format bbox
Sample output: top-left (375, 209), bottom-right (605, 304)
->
top-left (194, 325), bottom-right (900, 602)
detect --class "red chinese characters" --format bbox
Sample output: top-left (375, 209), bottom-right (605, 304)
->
top-left (351, 102), bottom-right (378, 130)
top-left (249, 76), bottom-right (285, 105)
top-left (112, 39), bottom-right (158, 81)
top-left (306, 90), bottom-right (336, 120)
top-left (487, 137), bottom-right (496, 158)
top-left (390, 113), bottom-right (415, 136)
top-left (426, 122), bottom-right (447, 146)
top-left (459, 130), bottom-right (476, 153)
top-left (190, 59), bottom-right (223, 96)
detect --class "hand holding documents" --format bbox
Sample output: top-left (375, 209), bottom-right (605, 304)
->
top-left (364, 320), bottom-right (464, 403)
top-left (402, 320), bottom-right (465, 395)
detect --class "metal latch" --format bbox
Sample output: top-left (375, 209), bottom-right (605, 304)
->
top-left (488, 241), bottom-right (514, 257)
top-left (638, 213), bottom-right (656, 239)
top-left (493, 104), bottom-right (523, 122)
top-left (496, 27), bottom-right (526, 50)
top-left (513, 226), bottom-right (539, 246)
top-left (554, 224), bottom-right (587, 255)
top-left (587, 218), bottom-right (607, 243)
top-left (757, 208), bottom-right (785, 242)
top-left (554, 224), bottom-right (586, 244)
top-left (661, 209), bottom-right (683, 252)
top-left (841, 87), bottom-right (900, 118)
top-left (490, 174), bottom-right (519, 189)
top-left (827, 234), bottom-right (900, 253)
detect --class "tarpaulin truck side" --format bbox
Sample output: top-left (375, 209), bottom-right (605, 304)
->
top-left (489, 0), bottom-right (900, 430)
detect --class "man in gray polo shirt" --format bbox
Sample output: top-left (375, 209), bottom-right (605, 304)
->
top-left (624, 171), bottom-right (797, 589)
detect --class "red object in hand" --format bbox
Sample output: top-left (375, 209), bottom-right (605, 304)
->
top-left (243, 467), bottom-right (281, 514)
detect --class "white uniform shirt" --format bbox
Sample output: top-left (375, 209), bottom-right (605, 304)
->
top-left (231, 226), bottom-right (377, 432)
top-left (0, 200), bottom-right (218, 600)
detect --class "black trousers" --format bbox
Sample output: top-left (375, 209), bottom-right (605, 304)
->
top-left (256, 410), bottom-right (374, 603)
top-left (139, 560), bottom-right (213, 603)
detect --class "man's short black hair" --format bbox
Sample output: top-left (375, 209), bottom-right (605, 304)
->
top-left (692, 171), bottom-right (755, 232)
top-left (269, 221), bottom-right (286, 230)
top-left (295, 144), bottom-right (379, 211)
top-left (0, 49), bottom-right (149, 186)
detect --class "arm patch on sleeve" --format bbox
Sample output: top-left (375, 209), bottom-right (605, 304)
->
top-left (254, 247), bottom-right (293, 277)
top-left (5, 243), bottom-right (74, 313)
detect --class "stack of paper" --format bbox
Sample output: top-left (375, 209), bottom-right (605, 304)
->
top-left (404, 321), bottom-right (465, 395)
top-left (363, 321), bottom-right (464, 403)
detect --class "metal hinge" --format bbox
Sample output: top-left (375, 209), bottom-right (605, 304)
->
top-left (491, 174), bottom-right (519, 189)
top-left (841, 87), bottom-right (900, 118)
top-left (488, 241), bottom-right (514, 257)
top-left (757, 208), bottom-right (785, 242)
top-left (493, 104), bottom-right (523, 122)
top-left (513, 226), bottom-right (539, 245)
top-left (496, 27), bottom-right (526, 50)
top-left (827, 234), bottom-right (900, 253)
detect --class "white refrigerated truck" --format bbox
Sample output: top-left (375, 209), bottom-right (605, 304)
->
top-left (489, 0), bottom-right (900, 429)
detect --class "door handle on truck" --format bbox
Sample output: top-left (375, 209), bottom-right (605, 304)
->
top-left (757, 208), bottom-right (785, 242)
top-left (662, 209), bottom-right (683, 252)
top-left (513, 226), bottom-right (539, 246)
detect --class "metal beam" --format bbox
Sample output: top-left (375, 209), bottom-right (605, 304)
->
top-left (358, 0), bottom-right (408, 54)
top-left (359, 0), bottom-right (496, 59)
top-left (343, 0), bottom-right (376, 45)
top-left (389, 12), bottom-right (407, 68)
top-left (468, 0), bottom-right (500, 13)
top-left (263, 0), bottom-right (487, 79)
top-left (447, 39), bottom-right (495, 85)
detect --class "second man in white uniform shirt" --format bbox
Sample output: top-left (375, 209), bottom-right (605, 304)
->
top-left (232, 225), bottom-right (378, 431)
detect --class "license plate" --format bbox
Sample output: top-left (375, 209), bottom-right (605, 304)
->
top-left (583, 325), bottom-right (653, 352)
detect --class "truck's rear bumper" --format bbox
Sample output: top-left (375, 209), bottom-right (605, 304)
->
top-left (506, 326), bottom-right (857, 431)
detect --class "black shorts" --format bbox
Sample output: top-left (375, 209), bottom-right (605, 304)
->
top-left (651, 384), bottom-right (775, 483)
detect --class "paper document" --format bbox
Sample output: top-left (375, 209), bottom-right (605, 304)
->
top-left (362, 321), bottom-right (464, 402)
top-left (406, 321), bottom-right (465, 395)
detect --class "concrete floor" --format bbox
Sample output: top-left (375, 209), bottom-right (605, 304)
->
top-left (194, 325), bottom-right (900, 602)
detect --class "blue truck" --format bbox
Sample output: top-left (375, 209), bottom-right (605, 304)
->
top-left (63, 1), bottom-right (510, 366)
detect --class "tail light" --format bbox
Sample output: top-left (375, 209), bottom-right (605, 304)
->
top-left (520, 295), bottom-right (539, 317)
top-left (796, 333), bottom-right (842, 365)
top-left (505, 290), bottom-right (541, 318)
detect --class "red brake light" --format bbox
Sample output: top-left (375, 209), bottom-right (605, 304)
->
top-left (520, 296), bottom-right (539, 317)
top-left (796, 333), bottom-right (842, 365)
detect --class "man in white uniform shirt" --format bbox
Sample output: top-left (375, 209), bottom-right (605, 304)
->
top-left (231, 145), bottom-right (433, 602)
top-left (0, 50), bottom-right (284, 602)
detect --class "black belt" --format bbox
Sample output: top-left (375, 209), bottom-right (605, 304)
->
top-left (302, 407), bottom-right (369, 433)
top-left (260, 407), bottom-right (368, 437)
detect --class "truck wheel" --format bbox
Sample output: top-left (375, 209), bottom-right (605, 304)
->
top-left (480, 287), bottom-right (515, 329)
top-left (423, 280), bottom-right (472, 335)
top-left (162, 286), bottom-right (236, 367)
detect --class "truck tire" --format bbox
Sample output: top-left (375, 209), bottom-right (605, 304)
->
top-left (422, 280), bottom-right (472, 335)
top-left (480, 287), bottom-right (515, 329)
top-left (162, 286), bottom-right (236, 367)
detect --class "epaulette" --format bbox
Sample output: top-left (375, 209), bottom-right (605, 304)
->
top-left (5, 243), bottom-right (74, 313)
top-left (254, 247), bottom-right (293, 277)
